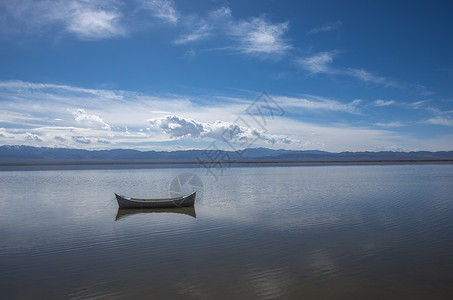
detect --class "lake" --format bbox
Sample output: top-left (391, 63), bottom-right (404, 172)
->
top-left (1, 164), bottom-right (453, 299)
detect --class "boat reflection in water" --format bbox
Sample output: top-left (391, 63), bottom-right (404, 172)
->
top-left (115, 206), bottom-right (196, 221)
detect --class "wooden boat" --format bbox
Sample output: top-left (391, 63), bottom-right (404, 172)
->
top-left (115, 207), bottom-right (196, 221)
top-left (115, 191), bottom-right (196, 209)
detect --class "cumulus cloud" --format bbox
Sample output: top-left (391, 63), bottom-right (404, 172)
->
top-left (24, 132), bottom-right (43, 142)
top-left (72, 108), bottom-right (111, 130)
top-left (148, 115), bottom-right (204, 138)
top-left (204, 120), bottom-right (293, 145)
top-left (148, 115), bottom-right (295, 145)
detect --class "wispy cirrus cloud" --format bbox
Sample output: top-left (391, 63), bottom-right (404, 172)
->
top-left (421, 107), bottom-right (453, 126)
top-left (140, 0), bottom-right (179, 24)
top-left (1, 0), bottom-right (182, 40)
top-left (296, 51), bottom-right (337, 74)
top-left (2, 1), bottom-right (291, 58)
top-left (409, 100), bottom-right (429, 109)
top-left (275, 95), bottom-right (361, 114)
top-left (297, 52), bottom-right (399, 87)
top-left (66, 4), bottom-right (125, 40)
top-left (374, 122), bottom-right (405, 127)
top-left (423, 116), bottom-right (453, 126)
top-left (345, 68), bottom-right (398, 87)
top-left (228, 16), bottom-right (291, 57)
top-left (174, 18), bottom-right (212, 44)
top-left (173, 7), bottom-right (229, 45)
top-left (307, 21), bottom-right (342, 35)
top-left (374, 99), bottom-right (396, 106)
top-left (174, 6), bottom-right (291, 58)
top-left (1, 0), bottom-right (127, 40)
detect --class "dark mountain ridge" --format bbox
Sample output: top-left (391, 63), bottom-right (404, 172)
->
top-left (1, 145), bottom-right (453, 165)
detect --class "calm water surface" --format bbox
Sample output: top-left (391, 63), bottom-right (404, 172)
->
top-left (1, 164), bottom-right (453, 299)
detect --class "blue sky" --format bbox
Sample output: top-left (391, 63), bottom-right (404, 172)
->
top-left (1, 0), bottom-right (453, 152)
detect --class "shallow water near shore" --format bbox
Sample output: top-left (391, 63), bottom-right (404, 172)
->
top-left (1, 164), bottom-right (453, 299)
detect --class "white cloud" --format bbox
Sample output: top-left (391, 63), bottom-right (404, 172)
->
top-left (174, 7), bottom-right (291, 58)
top-left (0, 128), bottom-right (14, 138)
top-left (203, 120), bottom-right (293, 145)
top-left (424, 116), bottom-right (453, 126)
top-left (141, 0), bottom-right (178, 24)
top-left (374, 122), bottom-right (405, 127)
top-left (419, 107), bottom-right (453, 127)
top-left (65, 2), bottom-right (126, 40)
top-left (297, 52), bottom-right (399, 88)
top-left (307, 21), bottom-right (342, 35)
top-left (72, 109), bottom-right (111, 130)
top-left (345, 68), bottom-right (398, 87)
top-left (148, 115), bottom-right (204, 138)
top-left (208, 6), bottom-right (232, 19)
top-left (1, 0), bottom-right (127, 40)
top-left (174, 19), bottom-right (211, 44)
top-left (228, 16), bottom-right (291, 57)
top-left (148, 115), bottom-right (295, 145)
top-left (297, 52), bottom-right (337, 74)
top-left (409, 100), bottom-right (429, 109)
top-left (3, 2), bottom-right (291, 58)
top-left (275, 95), bottom-right (361, 114)
top-left (374, 99), bottom-right (396, 106)
top-left (0, 80), bottom-right (124, 100)
top-left (25, 132), bottom-right (43, 142)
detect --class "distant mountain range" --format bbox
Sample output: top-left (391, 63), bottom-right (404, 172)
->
top-left (1, 145), bottom-right (453, 165)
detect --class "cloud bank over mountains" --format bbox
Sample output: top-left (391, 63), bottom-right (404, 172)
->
top-left (1, 80), bottom-right (452, 152)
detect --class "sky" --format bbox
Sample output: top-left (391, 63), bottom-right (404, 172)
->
top-left (1, 0), bottom-right (453, 152)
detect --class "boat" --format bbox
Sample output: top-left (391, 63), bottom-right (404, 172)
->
top-left (114, 191), bottom-right (196, 209)
top-left (115, 207), bottom-right (196, 221)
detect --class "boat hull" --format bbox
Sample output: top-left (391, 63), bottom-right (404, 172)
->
top-left (115, 192), bottom-right (196, 209)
